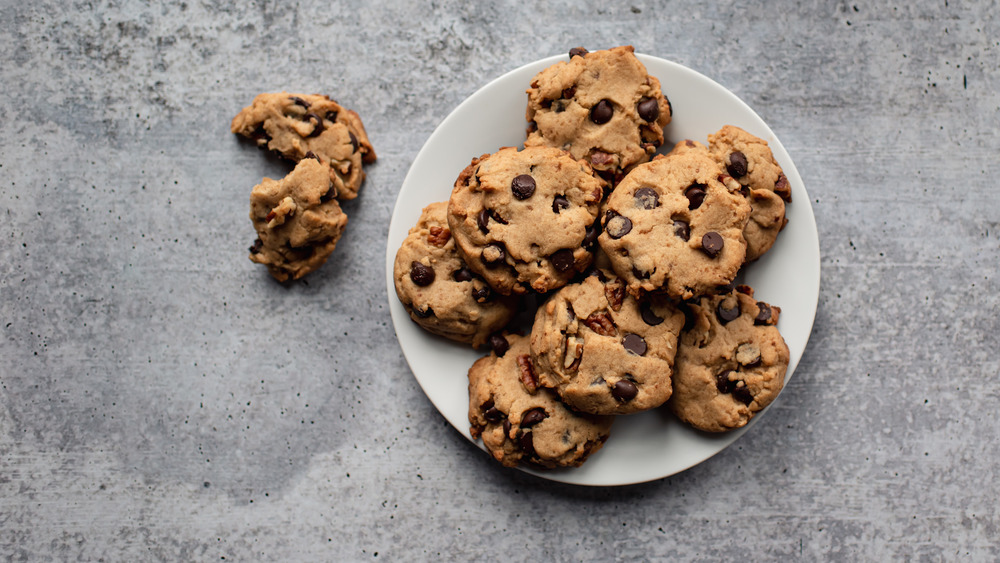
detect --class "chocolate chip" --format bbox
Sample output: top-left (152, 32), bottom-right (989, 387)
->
top-left (634, 186), bottom-right (659, 209)
top-left (550, 249), bottom-right (575, 272)
top-left (701, 232), bottom-right (724, 258)
top-left (413, 306), bottom-right (434, 318)
top-left (685, 184), bottom-right (706, 210)
top-left (289, 96), bottom-right (310, 109)
top-left (349, 131), bottom-right (359, 153)
top-left (483, 400), bottom-right (504, 423)
top-left (612, 379), bottom-right (639, 402)
top-left (489, 334), bottom-right (509, 357)
top-left (732, 385), bottom-right (754, 405)
top-left (519, 431), bottom-right (535, 456)
top-left (754, 302), bottom-right (773, 325)
top-left (481, 243), bottom-right (506, 267)
top-left (590, 99), bottom-right (613, 124)
top-left (631, 266), bottom-right (650, 280)
top-left (552, 195), bottom-right (570, 213)
top-left (452, 267), bottom-right (475, 282)
top-left (637, 97), bottom-right (659, 122)
top-left (511, 174), bottom-right (536, 200)
top-left (503, 419), bottom-right (512, 436)
top-left (605, 211), bottom-right (632, 239)
top-left (472, 285), bottom-right (491, 302)
top-left (727, 151), bottom-right (748, 178)
top-left (477, 208), bottom-right (491, 233)
top-left (520, 408), bottom-right (547, 427)
top-left (583, 222), bottom-right (600, 247)
top-left (622, 333), bottom-right (647, 356)
top-left (774, 173), bottom-right (792, 202)
top-left (716, 299), bottom-right (740, 324)
top-left (639, 302), bottom-right (663, 326)
top-left (562, 87), bottom-right (576, 99)
top-left (249, 238), bottom-right (263, 254)
top-left (715, 370), bottom-right (735, 393)
top-left (673, 219), bottom-right (690, 241)
top-left (569, 47), bottom-right (589, 58)
top-left (409, 261), bottom-right (435, 286)
top-left (325, 110), bottom-right (338, 122)
top-left (305, 113), bottom-right (324, 137)
top-left (320, 182), bottom-right (337, 202)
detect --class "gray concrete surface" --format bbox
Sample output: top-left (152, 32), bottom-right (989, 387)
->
top-left (2, 0), bottom-right (998, 560)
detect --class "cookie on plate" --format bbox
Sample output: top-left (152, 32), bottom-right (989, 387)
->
top-left (706, 126), bottom-right (791, 261)
top-left (447, 146), bottom-right (604, 295)
top-left (231, 92), bottom-right (376, 200)
top-left (468, 334), bottom-right (613, 468)
top-left (393, 201), bottom-right (518, 348)
top-left (530, 269), bottom-right (686, 415)
top-left (248, 158), bottom-right (348, 282)
top-left (669, 286), bottom-right (789, 432)
top-left (525, 45), bottom-right (672, 186)
top-left (598, 150), bottom-right (751, 300)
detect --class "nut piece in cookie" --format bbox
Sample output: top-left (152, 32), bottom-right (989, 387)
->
top-left (447, 146), bottom-right (604, 295)
top-left (248, 158), bottom-right (348, 282)
top-left (525, 45), bottom-right (672, 186)
top-left (669, 286), bottom-right (789, 432)
top-left (598, 149), bottom-right (751, 300)
top-left (530, 269), bottom-right (686, 415)
top-left (231, 92), bottom-right (376, 200)
top-left (393, 201), bottom-right (518, 348)
top-left (468, 334), bottom-right (613, 469)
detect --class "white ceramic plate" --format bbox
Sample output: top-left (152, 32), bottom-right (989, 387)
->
top-left (385, 53), bottom-right (820, 486)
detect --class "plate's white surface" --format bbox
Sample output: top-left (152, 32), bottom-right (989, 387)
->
top-left (385, 54), bottom-right (820, 486)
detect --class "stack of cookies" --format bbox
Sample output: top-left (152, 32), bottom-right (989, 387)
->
top-left (392, 46), bottom-right (792, 470)
top-left (232, 93), bottom-right (377, 282)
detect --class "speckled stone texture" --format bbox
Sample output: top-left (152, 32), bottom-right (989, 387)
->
top-left (2, 1), bottom-right (998, 560)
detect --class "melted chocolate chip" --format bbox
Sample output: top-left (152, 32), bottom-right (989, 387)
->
top-left (305, 113), bottom-right (324, 137)
top-left (472, 285), bottom-right (491, 302)
top-left (685, 184), bottom-right (707, 210)
top-left (409, 261), bottom-right (435, 286)
top-left (511, 174), bottom-right (536, 200)
top-left (637, 97), bottom-right (659, 122)
top-left (716, 370), bottom-right (735, 393)
top-left (569, 47), bottom-right (589, 58)
top-left (489, 334), bottom-right (510, 357)
top-left (634, 186), bottom-right (659, 209)
top-left (477, 209), bottom-right (491, 233)
top-left (325, 110), bottom-right (338, 122)
top-left (701, 232), bottom-right (724, 258)
top-left (673, 219), bottom-right (690, 241)
top-left (732, 385), bottom-right (754, 405)
top-left (583, 222), bottom-right (600, 248)
top-left (520, 408), bottom-right (547, 427)
top-left (754, 302), bottom-right (773, 325)
top-left (519, 431), bottom-right (535, 456)
top-left (716, 299), bottom-right (740, 325)
top-left (349, 131), bottom-right (359, 153)
top-left (639, 302), bottom-right (664, 326)
top-left (550, 249), bottom-right (575, 272)
top-left (590, 99), bottom-right (613, 124)
top-left (452, 268), bottom-right (475, 282)
top-left (631, 266), bottom-right (650, 280)
top-left (481, 243), bottom-right (506, 267)
top-left (304, 151), bottom-right (319, 161)
top-left (605, 211), bottom-right (632, 239)
top-left (483, 401), bottom-right (504, 423)
top-left (612, 379), bottom-right (639, 402)
top-left (622, 333), bottom-right (647, 356)
top-left (552, 195), bottom-right (570, 213)
top-left (289, 96), bottom-right (310, 109)
top-left (727, 151), bottom-right (748, 178)
top-left (413, 306), bottom-right (434, 318)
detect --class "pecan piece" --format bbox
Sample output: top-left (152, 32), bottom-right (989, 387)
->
top-left (427, 226), bottom-right (451, 247)
top-left (564, 336), bottom-right (584, 371)
top-left (516, 355), bottom-right (538, 394)
top-left (583, 311), bottom-right (617, 337)
top-left (604, 278), bottom-right (625, 311)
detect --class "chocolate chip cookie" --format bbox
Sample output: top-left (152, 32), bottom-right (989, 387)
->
top-left (447, 146), bottom-right (604, 295)
top-left (468, 334), bottom-right (613, 468)
top-left (231, 92), bottom-right (376, 200)
top-left (669, 286), bottom-right (789, 432)
top-left (393, 201), bottom-right (518, 348)
top-left (248, 158), bottom-right (348, 282)
top-left (525, 46), bottom-right (672, 186)
top-left (598, 150), bottom-right (751, 300)
top-left (530, 269), bottom-right (686, 415)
